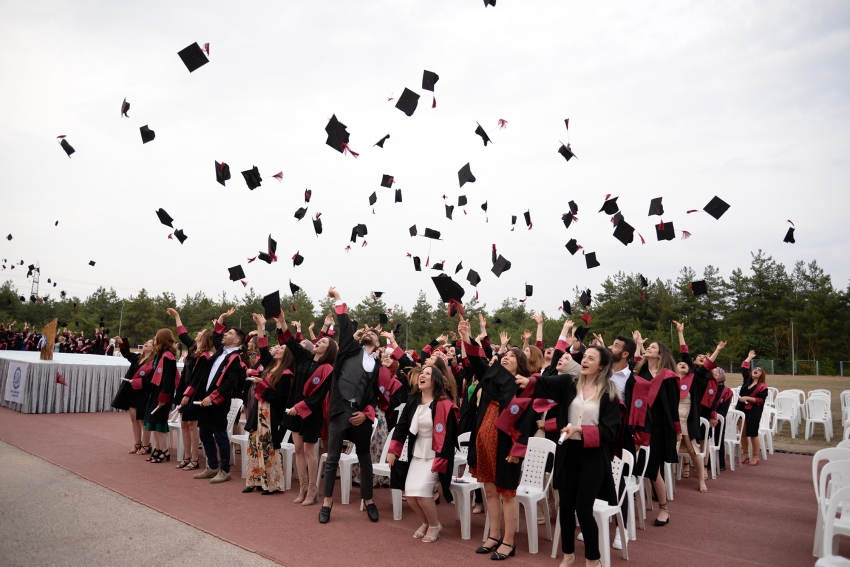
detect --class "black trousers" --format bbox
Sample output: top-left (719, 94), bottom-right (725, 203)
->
top-left (560, 441), bottom-right (604, 560)
top-left (323, 411), bottom-right (374, 500)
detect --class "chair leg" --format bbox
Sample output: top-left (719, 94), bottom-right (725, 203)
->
top-left (340, 460), bottom-right (352, 505)
top-left (526, 501), bottom-right (539, 554)
top-left (551, 505), bottom-right (560, 559)
top-left (616, 510), bottom-right (629, 561)
top-left (392, 488), bottom-right (403, 521)
top-left (595, 511), bottom-right (611, 567)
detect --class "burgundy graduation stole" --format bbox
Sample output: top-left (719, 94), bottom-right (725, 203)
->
top-left (678, 373), bottom-right (694, 399)
top-left (215, 352), bottom-right (246, 388)
top-left (700, 376), bottom-right (719, 408)
top-left (743, 382), bottom-right (768, 409)
top-left (629, 368), bottom-right (677, 444)
top-left (130, 360), bottom-right (154, 390)
top-left (494, 396), bottom-right (532, 442)
top-left (719, 385), bottom-right (733, 404)
top-left (377, 367), bottom-right (401, 411)
top-left (432, 397), bottom-right (459, 455)
top-left (151, 351), bottom-right (178, 387)
top-left (302, 363), bottom-right (333, 398)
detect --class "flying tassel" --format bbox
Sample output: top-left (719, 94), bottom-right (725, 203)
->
top-left (270, 251), bottom-right (277, 262)
top-left (247, 256), bottom-right (257, 263)
top-left (241, 280), bottom-right (248, 288)
top-left (405, 253), bottom-right (412, 258)
top-left (432, 96), bottom-right (436, 108)
top-left (639, 233), bottom-right (645, 244)
top-left (641, 291), bottom-right (646, 301)
top-left (604, 193), bottom-right (611, 201)
top-left (271, 172), bottom-right (283, 182)
top-left (658, 220), bottom-right (665, 231)
top-left (372, 208), bottom-right (375, 215)
top-left (426, 256), bottom-right (430, 267)
top-left (387, 93), bottom-right (394, 101)
top-left (681, 231), bottom-right (692, 240)
top-left (56, 135), bottom-right (66, 139)
top-left (519, 298), bottom-right (527, 303)
top-left (491, 244), bottom-right (497, 264)
top-left (497, 119), bottom-right (508, 129)
top-left (787, 219), bottom-right (795, 227)
top-left (203, 43), bottom-right (210, 55)
top-left (361, 240), bottom-right (368, 247)
top-left (464, 210), bottom-right (467, 215)
top-left (687, 209), bottom-right (698, 213)
top-left (344, 245), bottom-right (351, 252)
top-left (581, 312), bottom-right (592, 325)
top-left (341, 143), bottom-right (359, 158)
top-left (292, 303), bottom-right (297, 312)
top-left (167, 233), bottom-right (173, 239)
top-left (475, 289), bottom-right (479, 300)
top-left (528, 223), bottom-right (532, 230)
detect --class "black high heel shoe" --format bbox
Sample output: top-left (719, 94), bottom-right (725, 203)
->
top-left (491, 541), bottom-right (516, 560)
top-left (654, 502), bottom-right (670, 526)
top-left (150, 449), bottom-right (170, 463)
top-left (476, 537), bottom-right (502, 554)
top-left (147, 449), bottom-right (161, 462)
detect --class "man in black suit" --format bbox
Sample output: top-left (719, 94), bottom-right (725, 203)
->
top-left (186, 308), bottom-right (246, 484)
top-left (320, 287), bottom-right (381, 524)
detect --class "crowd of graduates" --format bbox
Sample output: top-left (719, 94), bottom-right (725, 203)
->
top-left (1, 321), bottom-right (115, 356)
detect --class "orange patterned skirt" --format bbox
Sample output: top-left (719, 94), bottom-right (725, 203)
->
top-left (471, 400), bottom-right (516, 498)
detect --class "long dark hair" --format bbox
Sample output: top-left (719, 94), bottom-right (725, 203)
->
top-left (633, 341), bottom-right (676, 375)
top-left (508, 347), bottom-right (531, 377)
top-left (153, 329), bottom-right (177, 357)
top-left (188, 329), bottom-right (213, 358)
top-left (431, 356), bottom-right (457, 403)
top-left (314, 337), bottom-right (338, 367)
top-left (417, 365), bottom-right (447, 401)
top-left (262, 345), bottom-right (297, 389)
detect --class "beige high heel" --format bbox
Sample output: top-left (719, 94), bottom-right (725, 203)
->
top-left (302, 483), bottom-right (319, 506)
top-left (293, 480), bottom-right (308, 504)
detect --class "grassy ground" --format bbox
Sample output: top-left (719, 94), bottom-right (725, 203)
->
top-left (729, 373), bottom-right (850, 454)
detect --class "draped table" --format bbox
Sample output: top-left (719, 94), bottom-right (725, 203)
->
top-left (0, 351), bottom-right (131, 414)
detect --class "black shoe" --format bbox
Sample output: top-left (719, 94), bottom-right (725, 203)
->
top-left (719, 465), bottom-right (727, 472)
top-left (365, 502), bottom-right (379, 522)
top-left (476, 537), bottom-right (502, 554)
top-left (491, 542), bottom-right (516, 560)
top-left (242, 486), bottom-right (257, 493)
top-left (319, 505), bottom-right (332, 524)
top-left (261, 490), bottom-right (280, 495)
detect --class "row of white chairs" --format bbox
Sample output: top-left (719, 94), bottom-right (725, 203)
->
top-left (812, 447), bottom-right (850, 563)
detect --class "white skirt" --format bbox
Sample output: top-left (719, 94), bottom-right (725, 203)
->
top-left (405, 455), bottom-right (439, 497)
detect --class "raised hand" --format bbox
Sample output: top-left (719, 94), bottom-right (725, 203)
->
top-left (716, 340), bottom-right (727, 350)
top-left (436, 334), bottom-right (448, 343)
top-left (380, 330), bottom-right (396, 342)
top-left (166, 308), bottom-right (179, 318)
top-left (673, 320), bottom-right (684, 333)
top-left (328, 286), bottom-right (340, 300)
top-left (323, 313), bottom-right (334, 327)
top-left (218, 307), bottom-right (236, 323)
top-left (499, 331), bottom-right (510, 346)
top-left (532, 313), bottom-right (543, 325)
top-left (561, 319), bottom-right (574, 335)
top-left (309, 321), bottom-right (315, 330)
top-left (457, 317), bottom-right (470, 339)
top-left (521, 329), bottom-right (532, 341)
top-left (747, 350), bottom-right (757, 360)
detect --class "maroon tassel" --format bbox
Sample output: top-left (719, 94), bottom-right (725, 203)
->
top-left (682, 231), bottom-right (691, 240)
top-left (405, 253), bottom-right (412, 258)
top-left (581, 312), bottom-right (592, 325)
top-left (639, 233), bottom-right (645, 244)
top-left (344, 246), bottom-right (351, 252)
top-left (292, 303), bottom-right (297, 312)
top-left (787, 219), bottom-right (795, 227)
top-left (687, 209), bottom-right (698, 213)
top-left (361, 241), bottom-right (367, 247)
top-left (519, 298), bottom-right (526, 303)
top-left (528, 223), bottom-right (532, 230)
top-left (372, 208), bottom-right (375, 215)
top-left (641, 291), bottom-right (646, 301)
top-left (658, 220), bottom-right (664, 231)
top-left (272, 172), bottom-right (283, 182)
top-left (167, 233), bottom-right (173, 239)
top-left (497, 119), bottom-right (508, 129)
top-left (203, 43), bottom-right (210, 55)
top-left (426, 256), bottom-right (430, 267)
top-left (56, 135), bottom-right (66, 139)
top-left (241, 280), bottom-right (248, 288)
top-left (564, 118), bottom-right (569, 130)
top-left (247, 256), bottom-right (257, 263)
top-left (475, 289), bottom-right (479, 300)
top-left (270, 252), bottom-right (277, 262)
top-left (341, 143), bottom-right (359, 158)
top-left (432, 96), bottom-right (436, 108)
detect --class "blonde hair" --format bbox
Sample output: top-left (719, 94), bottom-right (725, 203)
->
top-left (575, 345), bottom-right (618, 401)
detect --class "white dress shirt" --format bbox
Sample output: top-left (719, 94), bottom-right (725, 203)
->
top-left (207, 346), bottom-right (239, 390)
top-left (611, 366), bottom-right (631, 401)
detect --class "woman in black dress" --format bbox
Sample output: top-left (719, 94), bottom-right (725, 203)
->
top-left (112, 336), bottom-right (154, 455)
top-left (516, 345), bottom-right (621, 567)
top-left (736, 350), bottom-right (768, 466)
top-left (168, 308), bottom-right (214, 471)
top-left (143, 329), bottom-right (179, 463)
top-left (277, 311), bottom-right (338, 506)
top-left (626, 341), bottom-right (680, 526)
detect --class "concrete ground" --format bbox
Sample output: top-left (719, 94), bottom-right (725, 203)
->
top-left (0, 441), bottom-right (279, 567)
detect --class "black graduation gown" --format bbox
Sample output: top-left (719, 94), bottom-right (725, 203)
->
top-left (736, 364), bottom-right (768, 437)
top-left (245, 342), bottom-right (290, 449)
top-left (190, 323), bottom-right (245, 432)
top-left (518, 373), bottom-right (620, 505)
top-left (111, 346), bottom-right (149, 412)
top-left (625, 364), bottom-right (680, 477)
top-left (282, 330), bottom-right (322, 436)
top-left (176, 327), bottom-right (207, 421)
top-left (326, 305), bottom-right (380, 423)
top-left (145, 352), bottom-right (177, 425)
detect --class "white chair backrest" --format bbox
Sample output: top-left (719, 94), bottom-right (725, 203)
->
top-left (845, 427), bottom-right (850, 442)
top-left (379, 427), bottom-right (395, 464)
top-left (807, 397), bottom-right (831, 420)
top-left (766, 387), bottom-right (779, 406)
top-left (759, 407), bottom-right (777, 431)
top-left (698, 417), bottom-right (712, 458)
top-left (226, 398), bottom-right (243, 434)
top-left (457, 431), bottom-right (471, 455)
top-left (518, 437), bottom-right (556, 491)
top-left (395, 403), bottom-right (406, 418)
top-left (711, 415), bottom-right (725, 451)
top-left (819, 459), bottom-right (850, 504)
top-left (841, 391), bottom-right (850, 409)
top-left (725, 409), bottom-right (745, 442)
top-left (812, 448), bottom-right (850, 501)
top-left (282, 429), bottom-right (291, 444)
top-left (775, 396), bottom-right (798, 420)
top-left (783, 389), bottom-right (806, 406)
top-left (617, 450), bottom-right (635, 506)
top-left (611, 457), bottom-right (625, 501)
top-left (810, 389), bottom-right (831, 398)
top-left (399, 434), bottom-right (411, 462)
top-left (837, 440), bottom-right (850, 450)
top-left (821, 486), bottom-right (850, 559)
top-left (634, 445), bottom-right (651, 480)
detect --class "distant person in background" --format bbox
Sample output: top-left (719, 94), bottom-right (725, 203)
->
top-left (143, 329), bottom-right (179, 464)
top-left (113, 336), bottom-right (154, 456)
top-left (737, 350), bottom-right (768, 466)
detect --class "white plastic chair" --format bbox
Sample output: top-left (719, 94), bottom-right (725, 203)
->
top-left (514, 437), bottom-right (556, 554)
top-left (317, 419), bottom-right (378, 504)
top-left (775, 395), bottom-right (800, 438)
top-left (449, 431), bottom-right (490, 540)
top-left (807, 397), bottom-right (834, 442)
top-left (815, 459), bottom-right (850, 558)
top-left (279, 430), bottom-right (295, 489)
top-left (766, 386), bottom-right (779, 407)
top-left (837, 440), bottom-right (850, 450)
top-left (367, 427), bottom-right (403, 520)
top-left (841, 391), bottom-right (850, 426)
top-left (757, 407), bottom-right (776, 459)
top-left (676, 418), bottom-right (711, 480)
top-left (708, 414), bottom-right (725, 479)
top-left (167, 407), bottom-right (183, 460)
top-left (628, 445), bottom-right (650, 531)
top-left (812, 448), bottom-right (850, 556)
top-left (724, 409), bottom-right (745, 470)
top-left (815, 485), bottom-right (850, 565)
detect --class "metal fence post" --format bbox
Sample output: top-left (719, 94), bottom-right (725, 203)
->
top-left (816, 360), bottom-right (819, 376)
top-left (842, 361), bottom-right (845, 377)
top-left (771, 360), bottom-right (775, 374)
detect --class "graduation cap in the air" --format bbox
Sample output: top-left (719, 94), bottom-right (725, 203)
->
top-left (325, 114), bottom-right (358, 157)
top-left (431, 273), bottom-right (465, 305)
top-left (413, 256), bottom-right (422, 271)
top-left (378, 313), bottom-right (389, 325)
top-left (55, 221), bottom-right (58, 226)
top-left (395, 188), bottom-right (402, 203)
top-left (422, 70), bottom-right (439, 107)
top-left (121, 98), bottom-right (130, 117)
top-left (374, 134), bottom-right (390, 148)
top-left (381, 174), bottom-right (394, 188)
top-left (640, 274), bottom-right (649, 288)
top-left (155, 208), bottom-right (174, 228)
top-left (228, 265), bottom-right (246, 281)
top-left (395, 88), bottom-right (420, 117)
top-left (613, 220), bottom-right (635, 246)
top-left (565, 239), bottom-right (581, 255)
top-left (257, 252), bottom-right (272, 264)
top-left (656, 221), bottom-right (676, 241)
top-left (648, 197), bottom-right (664, 217)
top-left (524, 284), bottom-right (533, 298)
top-left (575, 325), bottom-right (591, 344)
top-left (423, 228), bottom-right (441, 240)
top-left (409, 225), bottom-right (418, 237)
top-left (177, 42), bottom-right (209, 72)
top-left (784, 225), bottom-right (795, 243)
top-left (585, 252), bottom-right (600, 269)
top-left (562, 210), bottom-right (578, 229)
top-left (289, 280), bottom-right (301, 295)
top-left (174, 229), bottom-right (187, 244)
top-left (369, 192), bottom-right (377, 207)
top-left (58, 137), bottom-right (75, 157)
top-left (599, 196), bottom-right (619, 215)
top-left (292, 252), bottom-right (304, 266)
top-left (455, 261), bottom-right (463, 274)
top-left (139, 125), bottom-right (155, 144)
top-left (699, 196), bottom-right (730, 220)
top-left (372, 291), bottom-right (384, 300)
top-left (558, 143), bottom-right (576, 161)
top-left (560, 300), bottom-right (572, 315)
top-left (475, 123), bottom-right (491, 146)
top-left (690, 280), bottom-right (708, 296)
top-left (510, 215), bottom-right (517, 231)
top-left (294, 207), bottom-right (308, 220)
top-left (302, 189), bottom-right (312, 203)
top-left (432, 261), bottom-right (444, 271)
top-left (611, 211), bottom-right (624, 227)
top-left (215, 161), bottom-right (231, 186)
top-left (491, 255), bottom-right (511, 277)
top-left (242, 166), bottom-right (262, 190)
top-left (262, 290), bottom-right (282, 318)
top-left (458, 163), bottom-right (476, 188)
top-left (484, 0), bottom-right (496, 6)
top-left (579, 290), bottom-right (591, 308)
top-left (445, 205), bottom-right (454, 220)
top-left (312, 213), bottom-right (323, 236)
top-left (458, 195), bottom-right (468, 207)
top-left (5, 234), bottom-right (11, 241)
top-left (524, 210), bottom-right (532, 230)
top-left (60, 291), bottom-right (66, 299)
top-left (88, 260), bottom-right (96, 266)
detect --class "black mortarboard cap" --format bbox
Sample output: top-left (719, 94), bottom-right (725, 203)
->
top-left (613, 220), bottom-right (635, 246)
top-left (292, 252), bottom-right (304, 266)
top-left (458, 195), bottom-right (467, 207)
top-left (431, 274), bottom-right (465, 303)
top-left (294, 207), bottom-right (308, 220)
top-left (575, 326), bottom-right (590, 343)
top-left (579, 290), bottom-right (591, 308)
top-left (422, 70), bottom-right (439, 92)
top-left (369, 192), bottom-right (377, 206)
top-left (393, 322), bottom-right (402, 335)
top-left (88, 260), bottom-right (96, 266)
top-left (562, 300), bottom-right (572, 315)
top-left (262, 291), bottom-right (281, 319)
top-left (409, 225), bottom-right (417, 237)
top-left (395, 88), bottom-right (420, 117)
top-left (566, 239), bottom-right (580, 255)
top-left (59, 139), bottom-right (74, 157)
top-left (585, 252), bottom-right (600, 269)
top-left (599, 197), bottom-right (619, 215)
top-left (140, 125), bottom-right (155, 144)
top-left (155, 208), bottom-right (174, 228)
top-left (558, 144), bottom-right (576, 161)
top-left (121, 98), bottom-right (130, 117)
top-left (5, 234), bottom-right (11, 241)
top-left (524, 210), bottom-right (532, 228)
top-left (703, 196), bottom-right (730, 220)
top-left (242, 166), bottom-right (262, 190)
top-left (445, 204), bottom-right (454, 220)
top-left (325, 114), bottom-right (351, 153)
top-left (423, 228), bottom-right (441, 240)
top-left (481, 201), bottom-right (488, 212)
top-left (784, 227), bottom-right (795, 243)
top-left (177, 42), bottom-right (209, 73)
top-left (289, 280), bottom-right (301, 294)
top-left (258, 252), bottom-right (272, 264)
top-left (174, 229), bottom-right (187, 244)
top-left (458, 163), bottom-right (476, 188)
top-left (691, 280), bottom-right (708, 296)
top-left (475, 123), bottom-right (491, 146)
top-left (313, 215), bottom-right (323, 236)
top-left (413, 256), bottom-right (422, 271)
top-left (525, 284), bottom-right (533, 297)
top-left (381, 174), bottom-right (394, 188)
top-left (493, 317), bottom-right (503, 324)
top-left (656, 221), bottom-right (675, 241)
top-left (356, 224), bottom-right (368, 237)
top-left (491, 255), bottom-right (511, 277)
top-left (374, 134), bottom-right (390, 148)
top-left (455, 261), bottom-right (463, 274)
top-left (612, 212), bottom-right (624, 227)
top-left (215, 161), bottom-right (231, 186)
top-left (304, 189), bottom-right (312, 203)
top-left (639, 274), bottom-right (649, 288)
top-left (432, 262), bottom-right (444, 271)
top-left (395, 188), bottom-right (402, 203)
top-left (228, 265), bottom-right (245, 281)
top-left (648, 197), bottom-right (664, 217)
top-left (379, 313), bottom-right (389, 325)
top-left (267, 235), bottom-right (277, 257)
top-left (511, 215), bottom-right (517, 226)
top-left (561, 213), bottom-right (575, 229)
top-left (568, 200), bottom-right (578, 214)
top-left (373, 291), bottom-right (384, 298)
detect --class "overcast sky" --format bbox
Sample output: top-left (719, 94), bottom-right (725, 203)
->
top-left (1, 1), bottom-right (848, 314)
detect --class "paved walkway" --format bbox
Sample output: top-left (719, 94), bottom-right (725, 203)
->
top-left (0, 441), bottom-right (277, 567)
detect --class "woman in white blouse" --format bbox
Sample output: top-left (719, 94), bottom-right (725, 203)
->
top-left (516, 345), bottom-right (621, 567)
